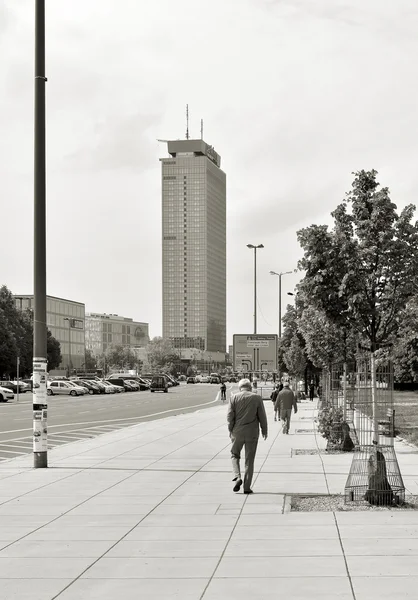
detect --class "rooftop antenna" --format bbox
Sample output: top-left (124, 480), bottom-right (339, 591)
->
top-left (200, 119), bottom-right (204, 140)
top-left (185, 104), bottom-right (190, 140)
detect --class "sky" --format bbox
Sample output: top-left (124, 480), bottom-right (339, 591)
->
top-left (2, 0), bottom-right (418, 348)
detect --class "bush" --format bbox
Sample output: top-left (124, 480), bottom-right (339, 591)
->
top-left (317, 405), bottom-right (344, 441)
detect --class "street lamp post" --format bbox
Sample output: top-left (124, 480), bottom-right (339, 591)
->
top-left (33, 0), bottom-right (48, 469)
top-left (270, 270), bottom-right (293, 338)
top-left (64, 318), bottom-right (72, 377)
top-left (247, 244), bottom-right (264, 334)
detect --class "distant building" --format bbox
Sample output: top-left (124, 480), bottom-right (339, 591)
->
top-left (85, 313), bottom-right (149, 356)
top-left (161, 138), bottom-right (226, 354)
top-left (15, 294), bottom-right (85, 371)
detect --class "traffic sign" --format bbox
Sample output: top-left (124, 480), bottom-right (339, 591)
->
top-left (233, 334), bottom-right (278, 373)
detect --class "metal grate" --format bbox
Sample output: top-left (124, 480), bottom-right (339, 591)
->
top-left (345, 353), bottom-right (405, 505)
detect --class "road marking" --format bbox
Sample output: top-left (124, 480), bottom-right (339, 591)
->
top-left (0, 449), bottom-right (28, 455)
top-left (0, 396), bottom-right (219, 436)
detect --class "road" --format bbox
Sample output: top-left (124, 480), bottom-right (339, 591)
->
top-left (0, 382), bottom-right (229, 462)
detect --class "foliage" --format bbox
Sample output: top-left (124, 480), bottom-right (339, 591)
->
top-left (145, 337), bottom-right (180, 372)
top-left (283, 334), bottom-right (307, 378)
top-left (391, 298), bottom-right (418, 381)
top-left (105, 345), bottom-right (138, 370)
top-left (317, 405), bottom-right (344, 441)
top-left (298, 306), bottom-right (356, 369)
top-left (47, 330), bottom-right (62, 371)
top-left (297, 170), bottom-right (418, 351)
top-left (84, 348), bottom-right (97, 371)
top-left (0, 285), bottom-right (61, 376)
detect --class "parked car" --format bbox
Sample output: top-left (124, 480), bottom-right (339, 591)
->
top-left (200, 375), bottom-right (210, 383)
top-left (105, 380), bottom-right (124, 393)
top-left (106, 377), bottom-right (133, 392)
top-left (22, 378), bottom-right (33, 391)
top-left (165, 374), bottom-right (179, 386)
top-left (0, 381), bottom-right (28, 393)
top-left (150, 375), bottom-right (168, 393)
top-left (66, 381), bottom-right (87, 395)
top-left (210, 373), bottom-right (220, 384)
top-left (0, 385), bottom-right (14, 402)
top-left (187, 376), bottom-right (196, 384)
top-left (178, 375), bottom-right (186, 382)
top-left (47, 381), bottom-right (85, 397)
top-left (101, 381), bottom-right (116, 394)
top-left (125, 380), bottom-right (140, 391)
top-left (71, 379), bottom-right (101, 395)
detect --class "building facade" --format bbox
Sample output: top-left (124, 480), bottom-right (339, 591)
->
top-left (15, 294), bottom-right (86, 371)
top-left (85, 313), bottom-right (149, 356)
top-left (161, 139), bottom-right (226, 353)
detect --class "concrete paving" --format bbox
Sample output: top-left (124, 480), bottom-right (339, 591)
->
top-left (0, 398), bottom-right (417, 599)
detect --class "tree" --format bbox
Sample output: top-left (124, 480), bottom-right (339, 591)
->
top-left (391, 298), bottom-right (418, 382)
top-left (298, 169), bottom-right (418, 443)
top-left (84, 348), bottom-right (97, 371)
top-left (47, 330), bottom-right (62, 371)
top-left (105, 345), bottom-right (138, 370)
top-left (145, 337), bottom-right (180, 372)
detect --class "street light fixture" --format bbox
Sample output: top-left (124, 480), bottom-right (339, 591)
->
top-left (270, 270), bottom-right (293, 338)
top-left (247, 244), bottom-right (264, 334)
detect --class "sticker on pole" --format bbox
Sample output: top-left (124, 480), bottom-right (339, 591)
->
top-left (33, 358), bottom-right (48, 407)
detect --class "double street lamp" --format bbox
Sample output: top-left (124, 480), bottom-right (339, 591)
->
top-left (270, 270), bottom-right (293, 338)
top-left (247, 244), bottom-right (264, 334)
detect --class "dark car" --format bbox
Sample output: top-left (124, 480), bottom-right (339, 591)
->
top-left (75, 380), bottom-right (101, 395)
top-left (106, 377), bottom-right (133, 391)
top-left (186, 376), bottom-right (196, 384)
top-left (150, 375), bottom-right (168, 393)
top-left (107, 374), bottom-right (149, 391)
top-left (165, 374), bottom-right (179, 386)
top-left (0, 381), bottom-right (28, 393)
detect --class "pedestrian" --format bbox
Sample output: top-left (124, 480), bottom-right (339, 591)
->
top-left (275, 380), bottom-right (297, 434)
top-left (220, 381), bottom-right (227, 403)
top-left (309, 380), bottom-right (315, 402)
top-left (227, 378), bottom-right (268, 494)
top-left (270, 382), bottom-right (283, 421)
top-left (252, 376), bottom-right (258, 391)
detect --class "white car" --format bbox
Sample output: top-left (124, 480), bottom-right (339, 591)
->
top-left (0, 386), bottom-right (14, 402)
top-left (47, 381), bottom-right (86, 397)
top-left (200, 375), bottom-right (210, 383)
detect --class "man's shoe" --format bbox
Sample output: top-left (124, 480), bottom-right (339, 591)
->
top-left (243, 489), bottom-right (254, 494)
top-left (233, 478), bottom-right (242, 492)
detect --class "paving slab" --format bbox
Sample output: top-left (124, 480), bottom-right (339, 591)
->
top-left (0, 579), bottom-right (73, 600)
top-left (55, 578), bottom-right (208, 600)
top-left (204, 577), bottom-right (353, 599)
top-left (352, 576), bottom-right (418, 600)
top-left (82, 556), bottom-right (219, 579)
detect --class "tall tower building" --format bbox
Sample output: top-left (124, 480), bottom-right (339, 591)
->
top-left (161, 139), bottom-right (226, 353)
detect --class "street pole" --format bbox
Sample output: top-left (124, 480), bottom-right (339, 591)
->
top-left (247, 244), bottom-right (264, 335)
top-left (33, 0), bottom-right (48, 468)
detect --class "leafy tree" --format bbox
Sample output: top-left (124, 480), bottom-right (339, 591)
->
top-left (145, 337), bottom-right (180, 372)
top-left (105, 345), bottom-right (138, 370)
top-left (47, 330), bottom-right (62, 371)
top-left (298, 170), bottom-right (418, 351)
top-left (298, 170), bottom-right (418, 442)
top-left (391, 298), bottom-right (418, 382)
top-left (284, 334), bottom-right (307, 380)
top-left (84, 348), bottom-right (97, 371)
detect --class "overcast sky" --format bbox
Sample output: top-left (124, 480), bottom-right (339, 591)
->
top-left (2, 0), bottom-right (418, 347)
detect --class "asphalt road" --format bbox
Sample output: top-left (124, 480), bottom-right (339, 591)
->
top-left (0, 382), bottom-right (231, 462)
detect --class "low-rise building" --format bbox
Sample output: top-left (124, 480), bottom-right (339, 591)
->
top-left (15, 294), bottom-right (86, 372)
top-left (85, 312), bottom-right (149, 356)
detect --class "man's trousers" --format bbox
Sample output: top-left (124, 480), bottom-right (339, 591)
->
top-left (231, 435), bottom-right (258, 492)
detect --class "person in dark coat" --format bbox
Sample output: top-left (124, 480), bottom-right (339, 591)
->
top-left (227, 379), bottom-right (268, 494)
top-left (275, 380), bottom-right (297, 434)
top-left (309, 380), bottom-right (315, 401)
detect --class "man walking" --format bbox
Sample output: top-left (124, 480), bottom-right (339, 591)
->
top-left (220, 381), bottom-right (227, 402)
top-left (275, 380), bottom-right (297, 434)
top-left (309, 380), bottom-right (315, 402)
top-left (227, 378), bottom-right (268, 494)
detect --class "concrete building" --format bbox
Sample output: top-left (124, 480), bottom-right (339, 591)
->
top-left (161, 138), bottom-right (226, 354)
top-left (85, 313), bottom-right (149, 356)
top-left (15, 294), bottom-right (85, 371)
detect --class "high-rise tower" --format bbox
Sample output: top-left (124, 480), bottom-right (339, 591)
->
top-left (161, 139), bottom-right (226, 353)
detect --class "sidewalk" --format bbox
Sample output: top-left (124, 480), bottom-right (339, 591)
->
top-left (0, 398), bottom-right (418, 599)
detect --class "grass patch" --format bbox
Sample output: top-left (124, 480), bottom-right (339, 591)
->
top-left (393, 391), bottom-right (418, 447)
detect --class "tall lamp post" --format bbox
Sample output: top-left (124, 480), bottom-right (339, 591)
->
top-left (64, 318), bottom-right (72, 377)
top-left (247, 244), bottom-right (264, 334)
top-left (270, 270), bottom-right (293, 338)
top-left (33, 0), bottom-right (48, 469)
